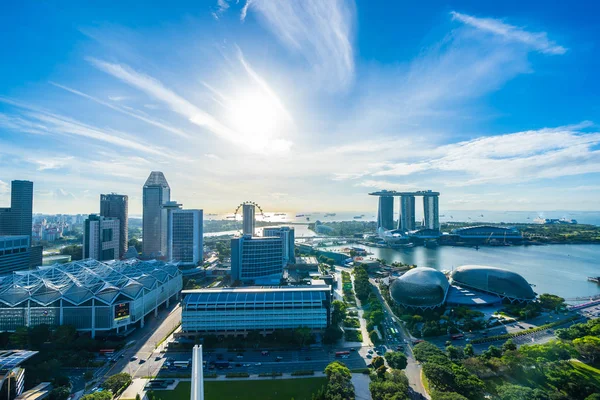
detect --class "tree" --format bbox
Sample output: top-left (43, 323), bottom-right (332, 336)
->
top-left (375, 365), bottom-right (387, 380)
top-left (502, 338), bottom-right (517, 352)
top-left (539, 293), bottom-right (565, 310)
top-left (413, 341), bottom-right (445, 363)
top-left (103, 372), bottom-right (132, 395)
top-left (30, 324), bottom-right (51, 349)
top-left (323, 326), bottom-right (343, 344)
top-left (49, 387), bottom-right (71, 400)
top-left (481, 345), bottom-right (503, 359)
top-left (496, 384), bottom-right (549, 400)
top-left (385, 351), bottom-right (408, 370)
top-left (369, 380), bottom-right (409, 400)
top-left (573, 336), bottom-right (600, 364)
top-left (446, 345), bottom-right (464, 362)
top-left (332, 300), bottom-right (347, 326)
top-left (371, 356), bottom-right (385, 369)
top-left (464, 343), bottom-right (475, 358)
top-left (294, 327), bottom-right (312, 347)
top-left (431, 392), bottom-right (469, 400)
top-left (81, 392), bottom-right (111, 400)
top-left (369, 330), bottom-right (380, 345)
top-left (322, 361), bottom-right (354, 400)
top-left (370, 310), bottom-right (385, 326)
top-left (83, 371), bottom-right (94, 381)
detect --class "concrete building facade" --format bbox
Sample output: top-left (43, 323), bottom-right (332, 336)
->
top-left (0, 236), bottom-right (30, 275)
top-left (83, 215), bottom-right (120, 261)
top-left (100, 193), bottom-right (128, 258)
top-left (263, 226), bottom-right (295, 265)
top-left (168, 208), bottom-right (203, 266)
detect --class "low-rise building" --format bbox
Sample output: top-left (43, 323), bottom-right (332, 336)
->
top-left (0, 236), bottom-right (30, 275)
top-left (181, 283), bottom-right (331, 336)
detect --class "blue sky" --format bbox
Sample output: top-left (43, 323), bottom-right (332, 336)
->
top-left (1, 0), bottom-right (599, 214)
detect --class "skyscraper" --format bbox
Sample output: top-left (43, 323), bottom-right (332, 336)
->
top-left (142, 171), bottom-right (170, 258)
top-left (263, 226), bottom-right (295, 265)
top-left (399, 195), bottom-right (416, 232)
top-left (231, 235), bottom-right (284, 284)
top-left (100, 193), bottom-right (128, 258)
top-left (0, 180), bottom-right (41, 268)
top-left (83, 214), bottom-right (120, 261)
top-left (423, 194), bottom-right (440, 231)
top-left (167, 208), bottom-right (203, 266)
top-left (0, 180), bottom-right (33, 240)
top-left (0, 235), bottom-right (31, 274)
top-left (242, 203), bottom-right (255, 236)
top-left (377, 195), bottom-right (394, 231)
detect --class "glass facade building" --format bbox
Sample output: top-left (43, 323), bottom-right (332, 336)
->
top-left (168, 209), bottom-right (203, 266)
top-left (181, 284), bottom-right (331, 334)
top-left (143, 172), bottom-right (170, 258)
top-left (83, 215), bottom-right (120, 261)
top-left (231, 235), bottom-right (284, 283)
top-left (0, 259), bottom-right (182, 337)
top-left (377, 196), bottom-right (394, 230)
top-left (390, 267), bottom-right (449, 309)
top-left (0, 236), bottom-right (30, 275)
top-left (262, 226), bottom-right (295, 265)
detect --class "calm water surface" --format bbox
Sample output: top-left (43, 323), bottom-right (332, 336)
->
top-left (327, 244), bottom-right (600, 300)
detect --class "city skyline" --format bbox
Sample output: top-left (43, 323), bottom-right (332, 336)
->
top-left (1, 1), bottom-right (600, 214)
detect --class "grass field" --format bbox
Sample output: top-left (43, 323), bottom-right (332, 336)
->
top-left (149, 378), bottom-right (327, 400)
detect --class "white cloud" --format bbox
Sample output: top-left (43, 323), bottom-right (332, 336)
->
top-left (33, 157), bottom-right (73, 171)
top-left (354, 180), bottom-right (418, 192)
top-left (0, 180), bottom-right (8, 194)
top-left (204, 153), bottom-right (220, 159)
top-left (51, 82), bottom-right (191, 138)
top-left (241, 0), bottom-right (354, 90)
top-left (368, 124), bottom-right (600, 185)
top-left (451, 11), bottom-right (567, 55)
top-left (0, 97), bottom-right (170, 156)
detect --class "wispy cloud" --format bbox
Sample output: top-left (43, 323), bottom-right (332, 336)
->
top-left (0, 97), bottom-right (170, 156)
top-left (51, 82), bottom-right (192, 138)
top-left (240, 0), bottom-right (354, 90)
top-left (33, 156), bottom-right (73, 171)
top-left (354, 180), bottom-right (418, 192)
top-left (88, 57), bottom-right (291, 153)
top-left (451, 11), bottom-right (567, 55)
top-left (0, 180), bottom-right (8, 194)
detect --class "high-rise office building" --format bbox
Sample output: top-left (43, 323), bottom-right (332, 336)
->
top-left (231, 235), bottom-right (284, 284)
top-left (423, 194), bottom-right (440, 231)
top-left (167, 204), bottom-right (204, 266)
top-left (377, 195), bottom-right (394, 230)
top-left (100, 193), bottom-right (129, 258)
top-left (0, 180), bottom-right (41, 268)
top-left (0, 180), bottom-right (33, 240)
top-left (83, 214), bottom-right (120, 261)
top-left (263, 226), bottom-right (295, 265)
top-left (399, 195), bottom-right (416, 232)
top-left (143, 171), bottom-right (170, 258)
top-left (0, 235), bottom-right (30, 274)
top-left (242, 203), bottom-right (255, 236)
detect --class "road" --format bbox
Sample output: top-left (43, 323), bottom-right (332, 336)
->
top-left (97, 302), bottom-right (182, 381)
top-left (368, 277), bottom-right (428, 399)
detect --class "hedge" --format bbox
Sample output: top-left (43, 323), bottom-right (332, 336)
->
top-left (291, 370), bottom-right (315, 376)
top-left (226, 372), bottom-right (250, 378)
top-left (258, 372), bottom-right (283, 377)
top-left (470, 316), bottom-right (579, 344)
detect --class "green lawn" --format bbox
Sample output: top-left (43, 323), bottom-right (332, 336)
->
top-left (149, 378), bottom-right (327, 400)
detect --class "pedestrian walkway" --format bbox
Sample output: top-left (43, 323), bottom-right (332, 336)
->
top-left (351, 373), bottom-right (372, 400)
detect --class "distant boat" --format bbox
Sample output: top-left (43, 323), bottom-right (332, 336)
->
top-left (353, 215), bottom-right (363, 219)
top-left (588, 277), bottom-right (600, 283)
top-left (306, 217), bottom-right (310, 221)
top-left (296, 214), bottom-right (304, 217)
top-left (324, 213), bottom-right (336, 217)
top-left (274, 213), bottom-right (286, 216)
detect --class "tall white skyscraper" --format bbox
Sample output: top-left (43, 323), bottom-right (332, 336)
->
top-left (143, 172), bottom-right (170, 258)
top-left (242, 203), bottom-right (255, 236)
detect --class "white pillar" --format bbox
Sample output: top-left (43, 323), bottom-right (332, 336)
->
top-left (191, 345), bottom-right (204, 400)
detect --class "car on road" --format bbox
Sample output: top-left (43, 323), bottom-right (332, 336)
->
top-left (130, 356), bottom-right (138, 361)
top-left (155, 356), bottom-right (161, 361)
top-left (350, 348), bottom-right (357, 352)
top-left (235, 363), bottom-right (242, 367)
top-left (255, 362), bottom-right (262, 366)
top-left (261, 351), bottom-right (269, 356)
top-left (367, 350), bottom-right (373, 354)
top-left (243, 363), bottom-right (251, 367)
top-left (139, 359), bottom-right (146, 364)
top-left (366, 354), bottom-right (372, 359)
top-left (275, 356), bottom-right (283, 362)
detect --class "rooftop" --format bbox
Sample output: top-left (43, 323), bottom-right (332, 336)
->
top-left (144, 171), bottom-right (170, 188)
top-left (182, 282), bottom-right (330, 294)
top-left (369, 190), bottom-right (440, 196)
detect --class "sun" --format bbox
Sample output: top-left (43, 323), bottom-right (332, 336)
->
top-left (227, 89), bottom-right (284, 143)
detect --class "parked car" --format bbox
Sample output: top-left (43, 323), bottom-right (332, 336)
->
top-left (130, 356), bottom-right (138, 361)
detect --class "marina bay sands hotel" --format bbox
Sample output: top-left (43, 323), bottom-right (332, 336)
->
top-left (369, 190), bottom-right (440, 232)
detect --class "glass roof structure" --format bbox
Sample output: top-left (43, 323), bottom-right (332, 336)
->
top-left (390, 267), bottom-right (450, 309)
top-left (0, 258), bottom-right (181, 307)
top-left (450, 265), bottom-right (535, 302)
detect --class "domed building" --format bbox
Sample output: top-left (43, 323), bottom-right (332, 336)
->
top-left (390, 267), bottom-right (449, 309)
top-left (450, 265), bottom-right (535, 302)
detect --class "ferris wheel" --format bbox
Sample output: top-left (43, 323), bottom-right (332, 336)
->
top-left (233, 201), bottom-right (265, 234)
